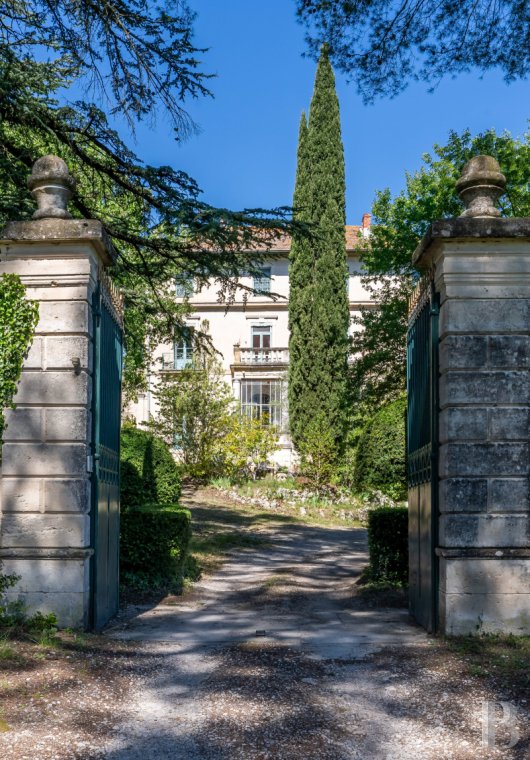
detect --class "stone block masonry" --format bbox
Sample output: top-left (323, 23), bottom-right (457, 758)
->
top-left (413, 211), bottom-right (530, 635)
top-left (0, 162), bottom-right (116, 627)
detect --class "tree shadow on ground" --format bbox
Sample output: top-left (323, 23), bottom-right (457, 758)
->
top-left (99, 637), bottom-right (530, 760)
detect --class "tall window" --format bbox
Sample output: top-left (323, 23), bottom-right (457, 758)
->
top-left (253, 266), bottom-right (271, 293)
top-left (240, 379), bottom-right (284, 428)
top-left (251, 325), bottom-right (271, 361)
top-left (174, 327), bottom-right (193, 369)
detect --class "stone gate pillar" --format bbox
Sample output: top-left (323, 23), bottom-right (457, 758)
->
top-left (413, 156), bottom-right (530, 635)
top-left (0, 156), bottom-right (118, 629)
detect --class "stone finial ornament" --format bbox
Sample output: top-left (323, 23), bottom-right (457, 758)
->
top-left (456, 155), bottom-right (506, 218)
top-left (27, 155), bottom-right (76, 220)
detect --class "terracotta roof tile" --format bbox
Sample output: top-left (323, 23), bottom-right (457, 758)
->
top-left (244, 224), bottom-right (367, 252)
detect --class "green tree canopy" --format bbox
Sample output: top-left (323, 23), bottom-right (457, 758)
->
top-left (352, 128), bottom-right (530, 411)
top-left (150, 346), bottom-right (235, 481)
top-left (296, 1), bottom-right (530, 100)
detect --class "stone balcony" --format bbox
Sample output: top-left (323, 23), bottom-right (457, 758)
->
top-left (232, 345), bottom-right (289, 369)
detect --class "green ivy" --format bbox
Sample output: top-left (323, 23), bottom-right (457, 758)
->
top-left (0, 274), bottom-right (39, 455)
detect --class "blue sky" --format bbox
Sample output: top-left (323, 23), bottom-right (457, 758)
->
top-left (132, 0), bottom-right (530, 225)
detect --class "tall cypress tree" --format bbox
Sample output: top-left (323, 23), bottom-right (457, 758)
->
top-left (288, 112), bottom-right (312, 445)
top-left (288, 46), bottom-right (350, 456)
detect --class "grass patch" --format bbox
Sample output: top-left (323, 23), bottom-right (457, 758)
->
top-left (353, 566), bottom-right (408, 608)
top-left (187, 529), bottom-right (268, 577)
top-left (0, 636), bottom-right (19, 663)
top-left (206, 480), bottom-right (368, 528)
top-left (446, 634), bottom-right (530, 689)
top-left (263, 575), bottom-right (285, 589)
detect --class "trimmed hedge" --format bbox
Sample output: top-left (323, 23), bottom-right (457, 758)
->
top-left (121, 422), bottom-right (181, 509)
top-left (120, 504), bottom-right (191, 580)
top-left (367, 506), bottom-right (408, 585)
top-left (354, 395), bottom-right (407, 499)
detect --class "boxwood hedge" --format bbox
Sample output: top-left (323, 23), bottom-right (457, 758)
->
top-left (120, 422), bottom-right (181, 510)
top-left (120, 503), bottom-right (191, 581)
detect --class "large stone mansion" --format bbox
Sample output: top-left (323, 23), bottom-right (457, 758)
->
top-left (128, 215), bottom-right (373, 468)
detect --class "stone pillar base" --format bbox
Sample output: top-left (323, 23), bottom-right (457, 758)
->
top-left (0, 549), bottom-right (92, 629)
top-left (438, 553), bottom-right (530, 635)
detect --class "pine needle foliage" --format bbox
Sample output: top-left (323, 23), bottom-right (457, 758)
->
top-left (288, 46), bottom-right (350, 457)
top-left (0, 1), bottom-right (300, 399)
top-left (297, 1), bottom-right (530, 102)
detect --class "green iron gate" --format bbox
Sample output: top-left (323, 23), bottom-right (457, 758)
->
top-left (91, 274), bottom-right (123, 630)
top-left (407, 274), bottom-right (439, 632)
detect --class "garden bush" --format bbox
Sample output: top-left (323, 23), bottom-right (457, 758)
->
top-left (353, 394), bottom-right (407, 498)
top-left (120, 504), bottom-right (191, 582)
top-left (367, 506), bottom-right (408, 585)
top-left (120, 422), bottom-right (181, 509)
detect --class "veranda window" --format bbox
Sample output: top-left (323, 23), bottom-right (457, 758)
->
top-left (240, 379), bottom-right (284, 428)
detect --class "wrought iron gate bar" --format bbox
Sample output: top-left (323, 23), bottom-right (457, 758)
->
top-left (407, 278), bottom-right (438, 486)
top-left (408, 268), bottom-right (435, 322)
top-left (407, 273), bottom-right (440, 633)
top-left (91, 280), bottom-right (123, 630)
top-left (98, 266), bottom-right (124, 328)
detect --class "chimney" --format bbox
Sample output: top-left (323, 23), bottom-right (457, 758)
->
top-left (361, 213), bottom-right (371, 238)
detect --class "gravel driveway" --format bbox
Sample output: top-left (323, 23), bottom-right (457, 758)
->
top-left (101, 512), bottom-right (528, 760)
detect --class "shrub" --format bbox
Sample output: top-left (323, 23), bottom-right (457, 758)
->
top-left (354, 394), bottom-right (407, 498)
top-left (120, 422), bottom-right (181, 509)
top-left (120, 504), bottom-right (192, 582)
top-left (367, 506), bottom-right (408, 585)
top-left (297, 415), bottom-right (338, 490)
top-left (223, 415), bottom-right (280, 481)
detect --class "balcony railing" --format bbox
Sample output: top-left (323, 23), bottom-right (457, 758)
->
top-left (234, 346), bottom-right (289, 365)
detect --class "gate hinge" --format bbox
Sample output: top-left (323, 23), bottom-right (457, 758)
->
top-left (87, 455), bottom-right (93, 473)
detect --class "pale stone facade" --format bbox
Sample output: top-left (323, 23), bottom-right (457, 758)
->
top-left (0, 214), bottom-right (116, 628)
top-left (128, 218), bottom-right (373, 468)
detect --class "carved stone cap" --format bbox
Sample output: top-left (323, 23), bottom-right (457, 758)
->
top-left (455, 155), bottom-right (506, 218)
top-left (27, 155), bottom-right (77, 220)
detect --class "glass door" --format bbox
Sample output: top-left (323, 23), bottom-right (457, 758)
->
top-left (251, 325), bottom-right (271, 362)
